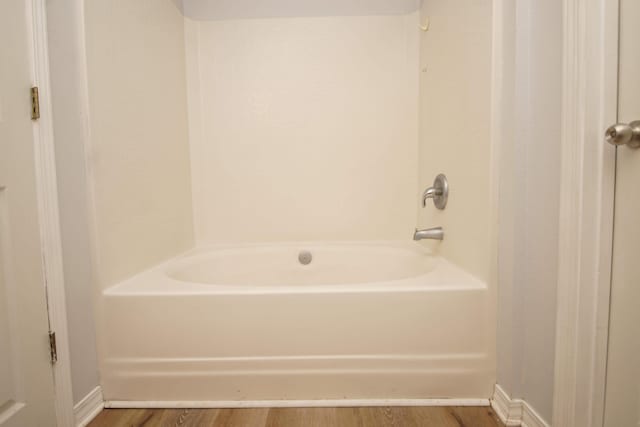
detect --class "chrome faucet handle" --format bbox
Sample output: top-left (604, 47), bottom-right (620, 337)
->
top-left (421, 174), bottom-right (448, 210)
top-left (421, 187), bottom-right (440, 207)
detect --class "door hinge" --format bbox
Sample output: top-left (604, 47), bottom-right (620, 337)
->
top-left (48, 331), bottom-right (57, 364)
top-left (31, 86), bottom-right (40, 120)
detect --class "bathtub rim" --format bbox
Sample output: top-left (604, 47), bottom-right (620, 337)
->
top-left (103, 240), bottom-right (487, 296)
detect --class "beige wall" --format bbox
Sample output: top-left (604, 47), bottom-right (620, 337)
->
top-left (185, 14), bottom-right (419, 244)
top-left (417, 0), bottom-right (493, 282)
top-left (496, 0), bottom-right (562, 423)
top-left (84, 0), bottom-right (194, 288)
top-left (47, 0), bottom-right (99, 404)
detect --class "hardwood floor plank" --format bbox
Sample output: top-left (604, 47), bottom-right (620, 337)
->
top-left (404, 406), bottom-right (462, 427)
top-left (265, 407), bottom-right (337, 427)
top-left (334, 407), bottom-right (366, 427)
top-left (208, 408), bottom-right (269, 427)
top-left (447, 406), bottom-right (504, 427)
top-left (353, 407), bottom-right (404, 427)
top-left (88, 406), bottom-right (506, 427)
top-left (355, 406), bottom-right (474, 427)
top-left (154, 409), bottom-right (219, 426)
top-left (89, 408), bottom-right (156, 427)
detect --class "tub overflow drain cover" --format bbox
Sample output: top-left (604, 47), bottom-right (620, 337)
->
top-left (298, 250), bottom-right (312, 265)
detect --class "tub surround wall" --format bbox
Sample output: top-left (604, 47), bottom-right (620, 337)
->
top-left (417, 0), bottom-right (493, 283)
top-left (185, 14), bottom-right (419, 244)
top-left (75, 0), bottom-right (501, 407)
top-left (84, 1), bottom-right (195, 289)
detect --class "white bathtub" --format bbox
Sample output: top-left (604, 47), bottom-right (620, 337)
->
top-left (98, 242), bottom-right (495, 406)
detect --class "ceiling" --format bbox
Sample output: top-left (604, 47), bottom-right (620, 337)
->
top-left (175, 0), bottom-right (421, 21)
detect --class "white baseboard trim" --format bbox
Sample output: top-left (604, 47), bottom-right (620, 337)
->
top-left (74, 386), bottom-right (104, 427)
top-left (491, 384), bottom-right (549, 427)
top-left (105, 398), bottom-right (489, 409)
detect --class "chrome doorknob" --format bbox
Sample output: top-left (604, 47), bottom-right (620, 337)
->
top-left (605, 121), bottom-right (640, 148)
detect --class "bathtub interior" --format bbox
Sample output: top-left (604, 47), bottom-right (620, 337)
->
top-left (165, 243), bottom-right (437, 287)
top-left (82, 0), bottom-right (497, 404)
top-left (103, 242), bottom-right (488, 295)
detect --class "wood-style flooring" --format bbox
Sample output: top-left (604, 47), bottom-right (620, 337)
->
top-left (89, 406), bottom-right (505, 427)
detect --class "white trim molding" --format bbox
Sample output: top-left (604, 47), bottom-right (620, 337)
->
top-left (74, 386), bottom-right (104, 427)
top-left (552, 0), bottom-right (618, 426)
top-left (491, 385), bottom-right (549, 427)
top-left (29, 0), bottom-right (75, 425)
top-left (105, 398), bottom-right (490, 409)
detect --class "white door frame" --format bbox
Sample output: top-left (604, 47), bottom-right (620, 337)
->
top-left (552, 0), bottom-right (619, 426)
top-left (28, 0), bottom-right (75, 425)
